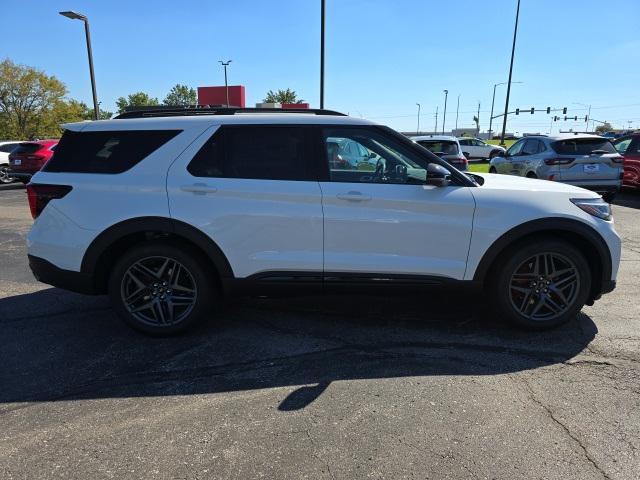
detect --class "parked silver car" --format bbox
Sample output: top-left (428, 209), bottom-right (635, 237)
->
top-left (489, 134), bottom-right (623, 201)
top-left (411, 135), bottom-right (468, 171)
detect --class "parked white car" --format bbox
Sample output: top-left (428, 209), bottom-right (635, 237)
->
top-left (457, 137), bottom-right (505, 161)
top-left (0, 141), bottom-right (22, 183)
top-left (25, 107), bottom-right (620, 335)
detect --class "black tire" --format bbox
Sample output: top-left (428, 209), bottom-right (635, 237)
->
top-left (602, 191), bottom-right (616, 203)
top-left (108, 241), bottom-right (217, 335)
top-left (0, 164), bottom-right (14, 184)
top-left (526, 172), bottom-right (538, 179)
top-left (489, 237), bottom-right (591, 330)
top-left (489, 167), bottom-right (497, 174)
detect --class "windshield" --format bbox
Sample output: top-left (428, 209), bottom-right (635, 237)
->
top-left (417, 140), bottom-right (459, 155)
top-left (551, 138), bottom-right (616, 155)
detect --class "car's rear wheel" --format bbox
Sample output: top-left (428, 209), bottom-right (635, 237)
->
top-left (489, 166), bottom-right (497, 174)
top-left (602, 191), bottom-right (616, 203)
top-left (526, 172), bottom-right (538, 179)
top-left (490, 238), bottom-right (591, 329)
top-left (0, 164), bottom-right (14, 184)
top-left (108, 241), bottom-right (216, 335)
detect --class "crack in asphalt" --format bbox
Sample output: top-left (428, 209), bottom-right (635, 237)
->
top-left (518, 377), bottom-right (613, 480)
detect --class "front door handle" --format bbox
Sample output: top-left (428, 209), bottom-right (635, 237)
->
top-left (180, 183), bottom-right (217, 195)
top-left (336, 191), bottom-right (371, 202)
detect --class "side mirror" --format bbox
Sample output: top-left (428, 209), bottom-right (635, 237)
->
top-left (425, 163), bottom-right (451, 187)
top-left (368, 152), bottom-right (377, 159)
top-left (462, 151), bottom-right (470, 159)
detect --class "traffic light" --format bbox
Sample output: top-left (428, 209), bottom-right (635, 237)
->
top-left (546, 107), bottom-right (551, 114)
top-left (574, 116), bottom-right (578, 121)
top-left (554, 116), bottom-right (558, 121)
top-left (562, 107), bottom-right (567, 114)
top-left (564, 116), bottom-right (567, 121)
top-left (584, 116), bottom-right (588, 122)
top-left (530, 107), bottom-right (535, 114)
top-left (515, 108), bottom-right (520, 115)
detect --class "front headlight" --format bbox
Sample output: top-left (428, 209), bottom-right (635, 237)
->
top-left (570, 197), bottom-right (612, 221)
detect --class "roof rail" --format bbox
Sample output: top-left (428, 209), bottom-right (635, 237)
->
top-left (114, 106), bottom-right (347, 119)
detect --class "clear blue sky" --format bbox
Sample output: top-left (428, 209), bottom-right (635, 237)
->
top-left (3, 0), bottom-right (639, 134)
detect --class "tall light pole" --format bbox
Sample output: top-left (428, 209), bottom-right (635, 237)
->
top-left (442, 90), bottom-right (448, 135)
top-left (500, 0), bottom-right (521, 146)
top-left (489, 81), bottom-right (522, 140)
top-left (59, 11), bottom-right (99, 120)
top-left (455, 94), bottom-right (460, 131)
top-left (573, 102), bottom-right (591, 132)
top-left (416, 103), bottom-right (421, 135)
top-left (218, 60), bottom-right (232, 107)
top-left (320, 0), bottom-right (325, 109)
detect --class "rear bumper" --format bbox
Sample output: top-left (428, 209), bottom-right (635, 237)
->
top-left (28, 255), bottom-right (97, 295)
top-left (7, 170), bottom-right (33, 181)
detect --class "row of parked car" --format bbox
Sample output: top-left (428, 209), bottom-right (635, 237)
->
top-left (409, 133), bottom-right (639, 201)
top-left (0, 139), bottom-right (58, 184)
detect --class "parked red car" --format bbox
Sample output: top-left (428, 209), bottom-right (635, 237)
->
top-left (612, 134), bottom-right (640, 190)
top-left (8, 140), bottom-right (58, 183)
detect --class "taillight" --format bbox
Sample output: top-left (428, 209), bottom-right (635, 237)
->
top-left (612, 156), bottom-right (624, 164)
top-left (26, 184), bottom-right (72, 219)
top-left (548, 174), bottom-right (555, 181)
top-left (544, 157), bottom-right (574, 166)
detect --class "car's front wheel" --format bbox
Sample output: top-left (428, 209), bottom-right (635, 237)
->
top-left (490, 238), bottom-right (591, 329)
top-left (108, 241), bottom-right (216, 335)
top-left (489, 166), bottom-right (497, 174)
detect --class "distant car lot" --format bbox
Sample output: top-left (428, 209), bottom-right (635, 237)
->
top-left (1, 183), bottom-right (639, 479)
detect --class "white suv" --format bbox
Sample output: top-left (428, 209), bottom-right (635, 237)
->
top-left (457, 137), bottom-right (505, 161)
top-left (26, 107), bottom-right (621, 335)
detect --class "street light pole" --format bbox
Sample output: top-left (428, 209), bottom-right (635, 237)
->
top-left (59, 11), bottom-right (99, 120)
top-left (442, 90), bottom-right (448, 135)
top-left (455, 94), bottom-right (460, 131)
top-left (500, 0), bottom-right (521, 146)
top-left (416, 103), bottom-right (421, 135)
top-left (218, 60), bottom-right (232, 107)
top-left (320, 0), bottom-right (325, 109)
top-left (489, 81), bottom-right (522, 139)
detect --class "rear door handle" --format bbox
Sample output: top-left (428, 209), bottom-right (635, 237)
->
top-left (336, 191), bottom-right (371, 202)
top-left (180, 183), bottom-right (217, 195)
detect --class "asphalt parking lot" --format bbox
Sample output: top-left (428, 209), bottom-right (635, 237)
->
top-left (0, 183), bottom-right (639, 480)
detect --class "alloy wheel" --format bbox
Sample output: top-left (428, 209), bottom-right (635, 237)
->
top-left (120, 256), bottom-right (197, 327)
top-left (0, 166), bottom-right (14, 184)
top-left (509, 252), bottom-right (580, 321)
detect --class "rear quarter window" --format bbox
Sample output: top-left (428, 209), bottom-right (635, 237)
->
top-left (43, 130), bottom-right (181, 174)
top-left (11, 143), bottom-right (44, 155)
top-left (551, 138), bottom-right (616, 155)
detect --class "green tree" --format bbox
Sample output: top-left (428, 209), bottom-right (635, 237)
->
top-left (595, 122), bottom-right (613, 134)
top-left (0, 58), bottom-right (67, 139)
top-left (163, 84), bottom-right (196, 106)
top-left (473, 115), bottom-right (480, 133)
top-left (115, 92), bottom-right (159, 114)
top-left (263, 88), bottom-right (304, 104)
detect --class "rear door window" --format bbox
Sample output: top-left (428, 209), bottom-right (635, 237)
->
top-left (551, 138), bottom-right (616, 155)
top-left (187, 126), bottom-right (314, 181)
top-left (43, 130), bottom-right (181, 174)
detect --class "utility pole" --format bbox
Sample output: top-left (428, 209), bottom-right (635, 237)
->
top-left (455, 94), bottom-right (460, 131)
top-left (500, 0), bottom-right (521, 145)
top-left (434, 106), bottom-right (438, 133)
top-left (416, 103), bottom-right (421, 135)
top-left (218, 60), bottom-right (232, 107)
top-left (442, 90), bottom-right (448, 135)
top-left (320, 0), bottom-right (325, 109)
top-left (477, 102), bottom-right (481, 136)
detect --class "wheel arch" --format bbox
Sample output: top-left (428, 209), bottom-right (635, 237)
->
top-left (473, 218), bottom-right (612, 303)
top-left (81, 216), bottom-right (234, 294)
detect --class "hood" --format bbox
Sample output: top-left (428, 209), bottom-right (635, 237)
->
top-left (472, 172), bottom-right (599, 197)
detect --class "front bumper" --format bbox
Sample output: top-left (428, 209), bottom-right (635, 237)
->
top-left (28, 255), bottom-right (97, 294)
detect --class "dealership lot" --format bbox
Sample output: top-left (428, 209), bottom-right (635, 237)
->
top-left (0, 184), bottom-right (639, 479)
